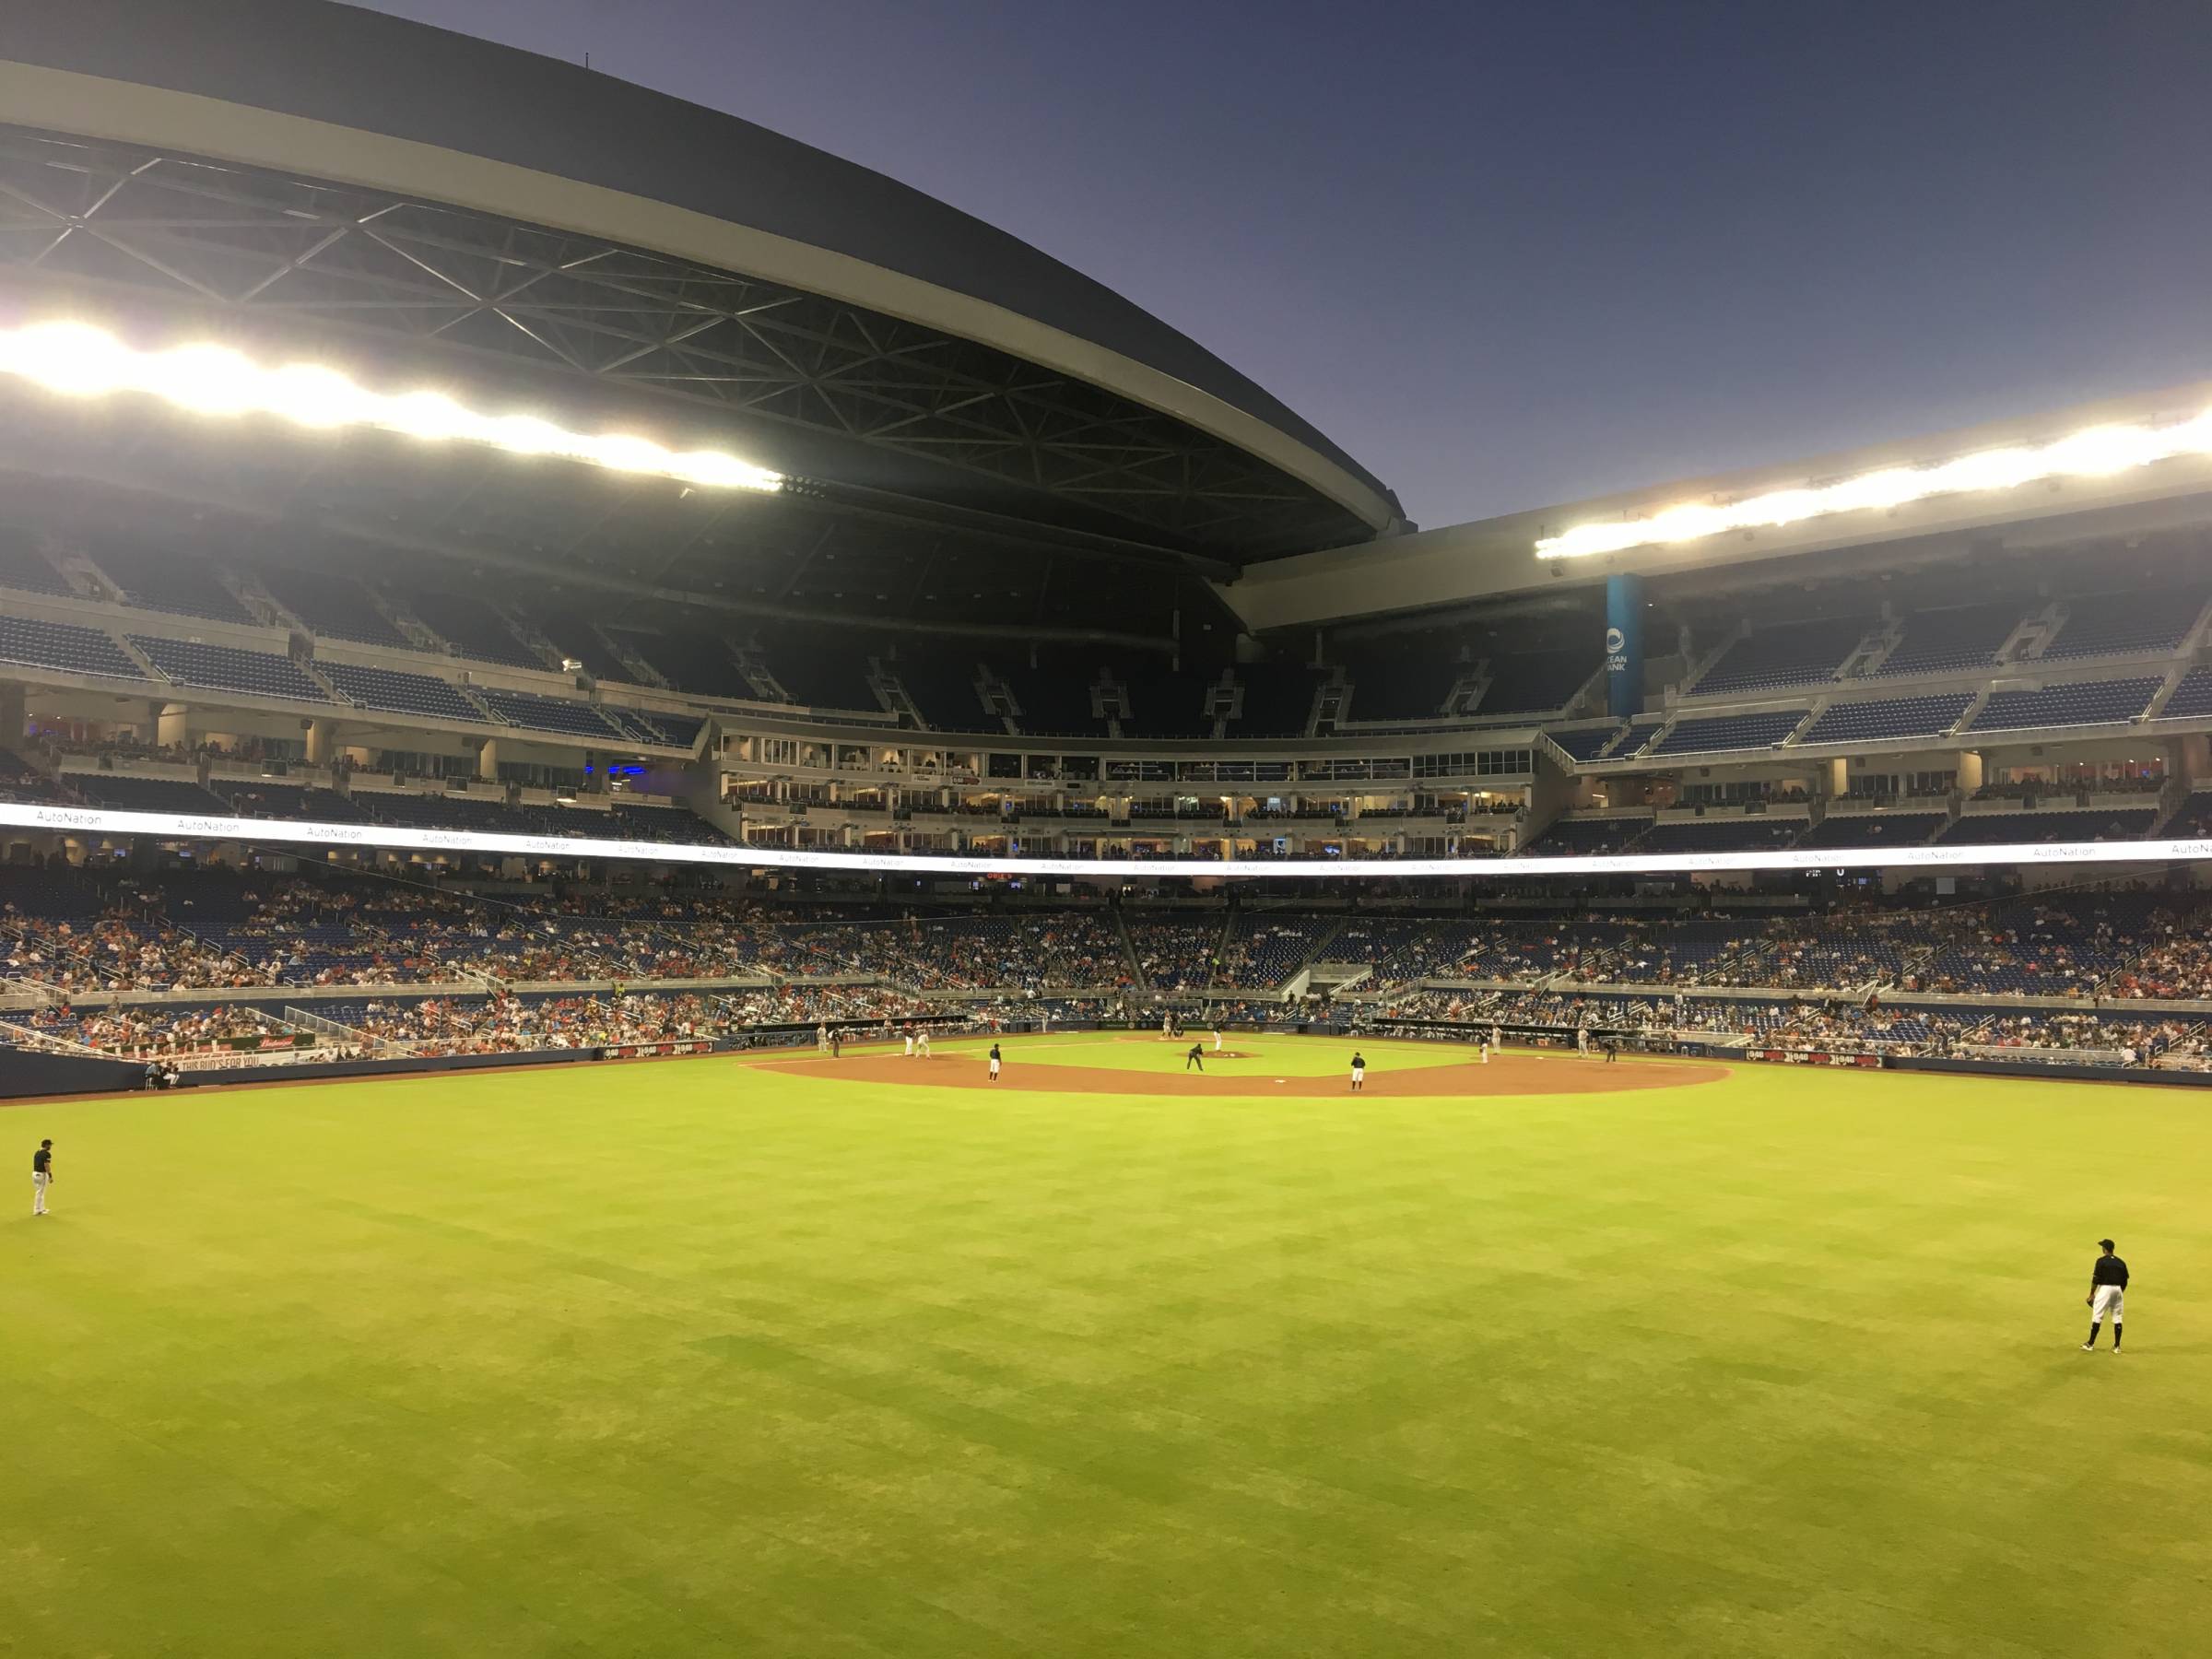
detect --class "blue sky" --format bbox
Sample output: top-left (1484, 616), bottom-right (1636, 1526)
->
top-left (350, 1), bottom-right (2212, 528)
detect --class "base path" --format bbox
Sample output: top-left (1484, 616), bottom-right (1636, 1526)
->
top-left (749, 1051), bottom-right (1729, 1097)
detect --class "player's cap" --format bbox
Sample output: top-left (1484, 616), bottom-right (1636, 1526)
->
top-left (2099, 1238), bottom-right (2115, 1250)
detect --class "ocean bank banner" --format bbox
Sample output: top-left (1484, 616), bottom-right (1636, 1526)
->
top-left (1605, 572), bottom-right (1643, 717)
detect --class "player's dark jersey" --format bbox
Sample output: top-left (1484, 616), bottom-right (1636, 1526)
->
top-left (1187, 1044), bottom-right (1203, 1059)
top-left (989, 1044), bottom-right (1002, 1062)
top-left (32, 1146), bottom-right (51, 1173)
top-left (2093, 1254), bottom-right (2130, 1288)
top-left (1351, 1053), bottom-right (1366, 1068)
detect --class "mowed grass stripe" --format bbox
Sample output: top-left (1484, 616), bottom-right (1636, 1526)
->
top-left (2, 1044), bottom-right (2207, 1656)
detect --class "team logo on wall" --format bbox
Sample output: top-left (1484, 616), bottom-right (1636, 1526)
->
top-left (1605, 626), bottom-right (1627, 671)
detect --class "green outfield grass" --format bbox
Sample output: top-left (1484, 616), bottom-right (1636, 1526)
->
top-left (5, 1041), bottom-right (2208, 1657)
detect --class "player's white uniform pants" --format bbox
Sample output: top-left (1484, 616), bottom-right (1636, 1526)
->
top-left (32, 1171), bottom-right (50, 1214)
top-left (904, 1037), bottom-right (915, 1056)
top-left (2092, 1285), bottom-right (2124, 1324)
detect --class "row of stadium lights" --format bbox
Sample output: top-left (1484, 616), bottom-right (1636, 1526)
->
top-left (1535, 416), bottom-right (2212, 559)
top-left (0, 321), bottom-right (786, 494)
top-left (3, 318), bottom-right (2194, 549)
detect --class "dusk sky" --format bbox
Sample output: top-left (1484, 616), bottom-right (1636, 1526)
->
top-left (349, 1), bottom-right (2212, 530)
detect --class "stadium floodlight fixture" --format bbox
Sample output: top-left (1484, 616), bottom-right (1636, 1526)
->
top-left (1535, 409), bottom-right (2212, 559)
top-left (0, 320), bottom-right (785, 494)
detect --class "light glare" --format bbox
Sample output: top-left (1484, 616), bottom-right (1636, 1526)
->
top-left (1537, 408), bottom-right (2212, 559)
top-left (0, 320), bottom-right (783, 493)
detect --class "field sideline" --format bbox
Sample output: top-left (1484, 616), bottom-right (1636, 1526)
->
top-left (4, 1037), bottom-right (2206, 1656)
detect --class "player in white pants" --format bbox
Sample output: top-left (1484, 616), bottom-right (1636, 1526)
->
top-left (31, 1139), bottom-right (53, 1215)
top-left (2084, 1238), bottom-right (2129, 1351)
top-left (903, 1030), bottom-right (916, 1058)
top-left (915, 1030), bottom-right (931, 1058)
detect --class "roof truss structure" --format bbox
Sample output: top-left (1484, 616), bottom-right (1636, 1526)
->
top-left (0, 124), bottom-right (1368, 559)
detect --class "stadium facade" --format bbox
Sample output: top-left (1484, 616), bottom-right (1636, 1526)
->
top-left (3, 3), bottom-right (2212, 1081)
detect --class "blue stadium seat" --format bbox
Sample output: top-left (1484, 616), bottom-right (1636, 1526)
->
top-left (254, 564), bottom-right (411, 648)
top-left (319, 660), bottom-right (486, 724)
top-left (1647, 710), bottom-right (1806, 757)
top-left (2041, 588), bottom-right (2203, 663)
top-left (1794, 812), bottom-right (1947, 850)
top-left (1547, 724), bottom-right (1626, 761)
top-left (2159, 666), bottom-right (2212, 722)
top-left (1797, 693), bottom-right (1973, 746)
top-left (477, 688), bottom-right (626, 739)
top-left (129, 636), bottom-right (331, 702)
top-left (0, 616), bottom-right (147, 682)
top-left (1692, 618), bottom-right (1867, 696)
top-left (1967, 678), bottom-right (2159, 732)
top-left (1871, 603), bottom-right (2020, 677)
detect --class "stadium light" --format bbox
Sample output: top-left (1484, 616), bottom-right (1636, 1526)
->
top-left (0, 320), bottom-right (785, 493)
top-left (1535, 410), bottom-right (2212, 559)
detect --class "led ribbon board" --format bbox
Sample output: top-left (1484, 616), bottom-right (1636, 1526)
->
top-left (1, 802), bottom-right (2205, 879)
top-left (0, 321), bottom-right (784, 493)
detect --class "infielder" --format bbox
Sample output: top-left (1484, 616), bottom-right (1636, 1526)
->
top-left (2084, 1238), bottom-right (2129, 1352)
top-left (1349, 1051), bottom-right (1366, 1092)
top-left (32, 1138), bottom-right (53, 1216)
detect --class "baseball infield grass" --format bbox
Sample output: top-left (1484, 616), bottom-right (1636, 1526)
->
top-left (5, 1040), bottom-right (2208, 1656)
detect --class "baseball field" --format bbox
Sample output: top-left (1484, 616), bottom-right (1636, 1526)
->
top-left (5, 1034), bottom-right (2206, 1656)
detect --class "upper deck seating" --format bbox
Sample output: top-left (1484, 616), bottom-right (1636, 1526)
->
top-left (407, 591), bottom-right (543, 670)
top-left (1692, 617), bottom-right (1866, 696)
top-left (1121, 670), bottom-right (1218, 739)
top-left (477, 688), bottom-right (624, 740)
top-left (1226, 665), bottom-right (1321, 737)
top-left (92, 543), bottom-right (253, 625)
top-left (613, 630), bottom-right (756, 701)
top-left (255, 565), bottom-right (410, 648)
top-left (1476, 648), bottom-right (1594, 714)
top-left (1340, 641), bottom-right (1459, 723)
top-left (1547, 724), bottom-right (1626, 761)
top-left (2041, 588), bottom-right (2202, 663)
top-left (1871, 603), bottom-right (2021, 677)
top-left (1796, 693), bottom-right (1973, 747)
top-left (0, 535), bottom-right (73, 597)
top-left (1647, 710), bottom-right (1807, 757)
top-left (320, 661), bottom-right (484, 724)
top-left (1967, 678), bottom-right (2159, 732)
top-left (0, 616), bottom-right (147, 682)
top-left (128, 636), bottom-right (330, 703)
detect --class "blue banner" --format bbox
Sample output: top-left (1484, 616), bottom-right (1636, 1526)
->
top-left (1605, 573), bottom-right (1643, 717)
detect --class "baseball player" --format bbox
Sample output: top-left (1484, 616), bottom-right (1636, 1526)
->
top-left (2084, 1238), bottom-right (2129, 1352)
